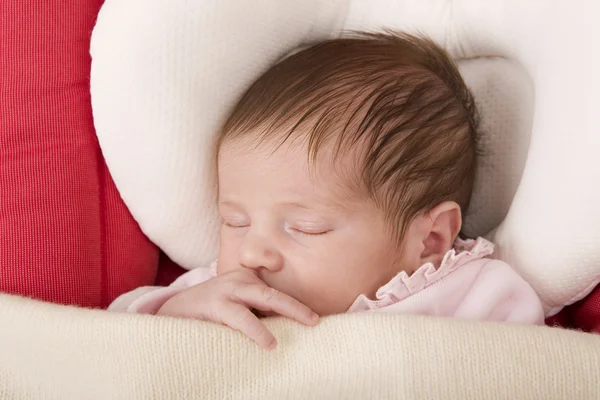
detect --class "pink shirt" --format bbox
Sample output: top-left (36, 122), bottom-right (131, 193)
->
top-left (109, 237), bottom-right (544, 325)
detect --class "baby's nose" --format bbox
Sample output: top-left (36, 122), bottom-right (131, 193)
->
top-left (238, 237), bottom-right (283, 272)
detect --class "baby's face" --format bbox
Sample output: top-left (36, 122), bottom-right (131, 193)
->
top-left (217, 138), bottom-right (409, 316)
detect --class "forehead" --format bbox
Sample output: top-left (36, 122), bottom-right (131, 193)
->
top-left (217, 137), bottom-right (362, 205)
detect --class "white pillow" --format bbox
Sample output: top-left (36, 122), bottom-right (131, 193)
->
top-left (90, 0), bottom-right (600, 315)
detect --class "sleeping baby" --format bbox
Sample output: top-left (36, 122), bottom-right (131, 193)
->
top-left (110, 31), bottom-right (544, 349)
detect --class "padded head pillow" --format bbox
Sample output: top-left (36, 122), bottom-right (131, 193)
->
top-left (90, 0), bottom-right (600, 315)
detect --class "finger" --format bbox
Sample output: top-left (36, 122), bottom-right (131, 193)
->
top-left (222, 303), bottom-right (278, 350)
top-left (234, 284), bottom-right (319, 326)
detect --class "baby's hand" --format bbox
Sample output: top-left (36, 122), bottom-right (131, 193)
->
top-left (156, 269), bottom-right (319, 349)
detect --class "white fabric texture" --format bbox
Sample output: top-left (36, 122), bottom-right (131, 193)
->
top-left (89, 0), bottom-right (349, 271)
top-left (2, 293), bottom-right (600, 400)
top-left (90, 0), bottom-right (600, 315)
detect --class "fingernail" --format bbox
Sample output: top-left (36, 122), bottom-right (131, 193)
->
top-left (310, 312), bottom-right (320, 322)
top-left (267, 338), bottom-right (278, 350)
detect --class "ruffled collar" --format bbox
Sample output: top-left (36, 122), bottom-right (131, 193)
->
top-left (348, 237), bottom-right (494, 312)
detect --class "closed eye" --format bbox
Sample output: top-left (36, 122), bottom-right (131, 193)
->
top-left (291, 227), bottom-right (331, 236)
top-left (223, 221), bottom-right (249, 228)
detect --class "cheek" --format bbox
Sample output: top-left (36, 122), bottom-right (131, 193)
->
top-left (326, 231), bottom-right (399, 293)
top-left (287, 237), bottom-right (370, 314)
top-left (217, 229), bottom-right (241, 274)
top-left (327, 232), bottom-right (382, 270)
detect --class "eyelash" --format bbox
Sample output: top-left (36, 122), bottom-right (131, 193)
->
top-left (223, 222), bottom-right (249, 229)
top-left (224, 223), bottom-right (329, 236)
top-left (290, 228), bottom-right (330, 236)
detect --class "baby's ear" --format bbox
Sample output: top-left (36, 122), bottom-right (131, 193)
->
top-left (419, 201), bottom-right (462, 267)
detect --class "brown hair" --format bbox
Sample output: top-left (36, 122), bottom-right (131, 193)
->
top-left (218, 31), bottom-right (479, 242)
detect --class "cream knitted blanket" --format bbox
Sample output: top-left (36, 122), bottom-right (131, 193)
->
top-left (1, 293), bottom-right (599, 400)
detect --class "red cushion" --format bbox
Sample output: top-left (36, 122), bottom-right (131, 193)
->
top-left (547, 284), bottom-right (600, 334)
top-left (0, 0), bottom-right (161, 308)
top-left (156, 253), bottom-right (188, 287)
top-left (570, 287), bottom-right (600, 333)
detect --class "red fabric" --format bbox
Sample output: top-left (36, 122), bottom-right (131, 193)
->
top-left (155, 253), bottom-right (188, 287)
top-left (545, 308), bottom-right (572, 329)
top-left (570, 286), bottom-right (600, 332)
top-left (0, 0), bottom-right (163, 308)
top-left (546, 284), bottom-right (600, 333)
